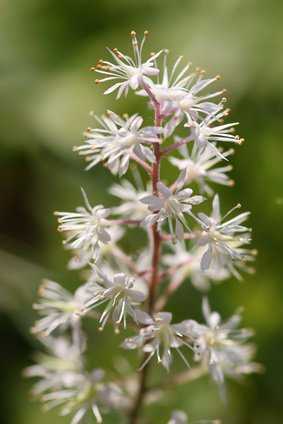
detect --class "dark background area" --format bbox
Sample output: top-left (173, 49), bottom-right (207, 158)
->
top-left (1, 1), bottom-right (283, 423)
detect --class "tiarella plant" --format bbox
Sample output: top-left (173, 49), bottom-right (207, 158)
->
top-left (26, 31), bottom-right (261, 424)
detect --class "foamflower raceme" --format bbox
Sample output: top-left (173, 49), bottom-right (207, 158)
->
top-left (26, 32), bottom-right (260, 424)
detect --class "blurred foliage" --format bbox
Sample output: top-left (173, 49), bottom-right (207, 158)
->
top-left (1, 0), bottom-right (283, 423)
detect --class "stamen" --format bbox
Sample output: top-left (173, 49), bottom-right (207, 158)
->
top-left (222, 203), bottom-right (242, 221)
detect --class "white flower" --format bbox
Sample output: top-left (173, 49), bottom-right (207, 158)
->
top-left (140, 52), bottom-right (224, 123)
top-left (55, 190), bottom-right (111, 263)
top-left (197, 194), bottom-right (253, 274)
top-left (26, 336), bottom-right (125, 424)
top-left (191, 298), bottom-right (259, 388)
top-left (163, 244), bottom-right (229, 292)
top-left (189, 107), bottom-right (243, 160)
top-left (167, 411), bottom-right (220, 424)
top-left (122, 312), bottom-right (192, 370)
top-left (31, 280), bottom-right (92, 336)
top-left (82, 271), bottom-right (150, 331)
top-left (168, 410), bottom-right (188, 424)
top-left (74, 111), bottom-right (160, 176)
top-left (141, 173), bottom-right (204, 240)
top-left (42, 368), bottom-right (122, 423)
top-left (94, 31), bottom-right (162, 98)
top-left (24, 337), bottom-right (83, 396)
top-left (170, 143), bottom-right (234, 195)
top-left (109, 179), bottom-right (149, 220)
top-left (68, 226), bottom-right (124, 270)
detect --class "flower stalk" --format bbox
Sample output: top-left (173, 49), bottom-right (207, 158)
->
top-left (129, 82), bottom-right (163, 424)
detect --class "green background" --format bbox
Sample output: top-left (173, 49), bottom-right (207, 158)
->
top-left (1, 1), bottom-right (283, 423)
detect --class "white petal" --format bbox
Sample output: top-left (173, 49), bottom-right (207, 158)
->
top-left (201, 245), bottom-right (212, 271)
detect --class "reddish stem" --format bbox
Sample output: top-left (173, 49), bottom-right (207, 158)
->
top-left (129, 81), bottom-right (163, 424)
top-left (148, 142), bottom-right (161, 313)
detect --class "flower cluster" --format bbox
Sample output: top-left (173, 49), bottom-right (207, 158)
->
top-left (26, 32), bottom-right (260, 424)
top-left (24, 338), bottom-right (126, 423)
top-left (141, 172), bottom-right (204, 240)
top-left (74, 111), bottom-right (161, 176)
top-left (122, 312), bottom-right (192, 370)
top-left (190, 299), bottom-right (261, 389)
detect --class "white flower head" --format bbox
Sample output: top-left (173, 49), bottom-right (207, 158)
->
top-left (109, 179), bottom-right (149, 220)
top-left (74, 111), bottom-right (160, 176)
top-left (170, 143), bottom-right (234, 195)
top-left (41, 367), bottom-right (122, 424)
top-left (197, 194), bottom-right (254, 275)
top-left (141, 172), bottom-right (204, 240)
top-left (167, 411), bottom-right (220, 424)
top-left (191, 298), bottom-right (260, 389)
top-left (122, 312), bottom-right (193, 370)
top-left (32, 280), bottom-right (90, 336)
top-left (24, 337), bottom-right (83, 397)
top-left (55, 189), bottom-right (111, 263)
top-left (93, 30), bottom-right (162, 98)
top-left (168, 410), bottom-right (188, 424)
top-left (188, 106), bottom-right (244, 160)
top-left (163, 243), bottom-right (229, 292)
top-left (81, 270), bottom-right (150, 331)
top-left (67, 225), bottom-right (124, 270)
top-left (140, 51), bottom-right (225, 126)
top-left (26, 336), bottom-right (126, 424)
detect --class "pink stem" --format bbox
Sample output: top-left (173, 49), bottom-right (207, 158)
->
top-left (129, 80), bottom-right (163, 424)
